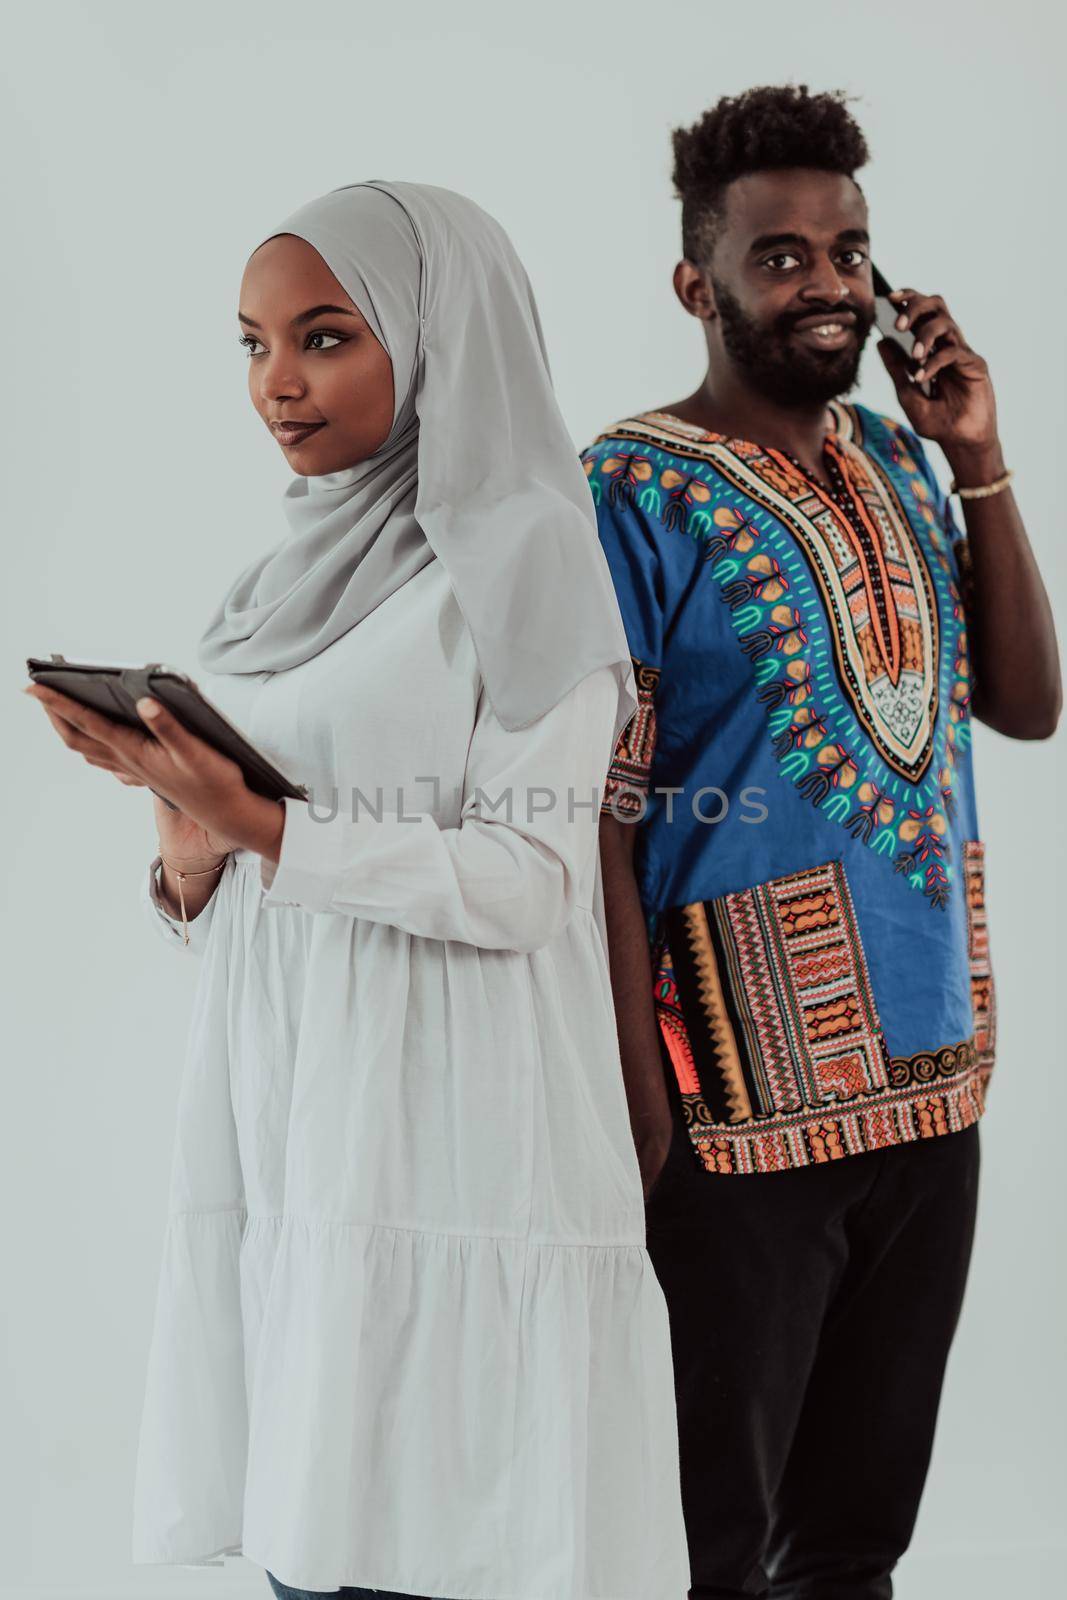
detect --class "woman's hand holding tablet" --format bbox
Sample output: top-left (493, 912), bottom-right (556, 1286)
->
top-left (22, 659), bottom-right (299, 868)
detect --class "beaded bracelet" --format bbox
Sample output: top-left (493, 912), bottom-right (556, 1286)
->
top-left (950, 467), bottom-right (1014, 501)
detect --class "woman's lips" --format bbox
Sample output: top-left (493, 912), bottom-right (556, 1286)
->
top-left (271, 420), bottom-right (326, 447)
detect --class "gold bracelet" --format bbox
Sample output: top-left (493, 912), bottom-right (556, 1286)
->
top-left (158, 852), bottom-right (229, 945)
top-left (950, 467), bottom-right (1014, 500)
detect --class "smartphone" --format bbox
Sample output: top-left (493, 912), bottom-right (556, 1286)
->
top-left (871, 264), bottom-right (932, 397)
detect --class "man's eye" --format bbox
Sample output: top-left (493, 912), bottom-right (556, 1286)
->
top-left (307, 330), bottom-right (344, 351)
top-left (840, 249), bottom-right (869, 268)
top-left (764, 253), bottom-right (801, 272)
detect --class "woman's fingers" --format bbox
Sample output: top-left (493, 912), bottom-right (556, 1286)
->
top-left (136, 697), bottom-right (243, 787)
top-left (135, 698), bottom-right (198, 759)
top-left (26, 684), bottom-right (244, 814)
top-left (38, 702), bottom-right (124, 762)
top-left (26, 686), bottom-right (153, 784)
top-left (54, 718), bottom-right (146, 781)
top-left (86, 753), bottom-right (141, 778)
top-left (26, 684), bottom-right (146, 761)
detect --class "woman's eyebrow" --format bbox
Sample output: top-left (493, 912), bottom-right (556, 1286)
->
top-left (237, 304), bottom-right (359, 330)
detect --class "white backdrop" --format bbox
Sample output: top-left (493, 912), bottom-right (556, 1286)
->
top-left (2, 3), bottom-right (1063, 1597)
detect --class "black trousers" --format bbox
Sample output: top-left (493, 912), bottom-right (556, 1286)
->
top-left (645, 1074), bottom-right (980, 1600)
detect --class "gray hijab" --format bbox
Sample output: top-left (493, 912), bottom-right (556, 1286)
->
top-left (197, 180), bottom-right (637, 751)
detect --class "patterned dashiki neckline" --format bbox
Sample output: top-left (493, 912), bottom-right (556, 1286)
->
top-left (650, 405), bottom-right (933, 770)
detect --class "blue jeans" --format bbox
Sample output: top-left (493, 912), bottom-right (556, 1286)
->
top-left (266, 1576), bottom-right (440, 1600)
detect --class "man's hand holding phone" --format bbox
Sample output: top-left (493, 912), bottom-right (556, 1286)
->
top-left (876, 284), bottom-right (1001, 469)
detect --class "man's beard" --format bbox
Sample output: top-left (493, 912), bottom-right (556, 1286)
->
top-left (712, 279), bottom-right (874, 408)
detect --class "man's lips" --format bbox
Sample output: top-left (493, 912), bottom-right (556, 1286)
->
top-left (270, 419), bottom-right (327, 445)
top-left (789, 309), bottom-right (858, 331)
top-left (787, 312), bottom-right (859, 352)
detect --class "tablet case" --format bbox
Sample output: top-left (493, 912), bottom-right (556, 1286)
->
top-left (26, 654), bottom-right (310, 805)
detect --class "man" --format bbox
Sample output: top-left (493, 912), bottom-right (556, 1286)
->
top-left (587, 85), bottom-right (1060, 1599)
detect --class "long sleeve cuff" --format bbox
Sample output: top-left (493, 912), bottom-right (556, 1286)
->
top-left (260, 796), bottom-right (344, 913)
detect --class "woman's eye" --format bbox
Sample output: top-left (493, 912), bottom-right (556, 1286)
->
top-left (236, 331), bottom-right (345, 357)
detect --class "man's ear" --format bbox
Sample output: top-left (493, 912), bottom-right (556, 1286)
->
top-left (672, 259), bottom-right (717, 322)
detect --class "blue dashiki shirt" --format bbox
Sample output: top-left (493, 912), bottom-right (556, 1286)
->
top-left (584, 401), bottom-right (996, 1176)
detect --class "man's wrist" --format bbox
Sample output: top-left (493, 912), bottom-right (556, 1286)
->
top-left (942, 438), bottom-right (1007, 489)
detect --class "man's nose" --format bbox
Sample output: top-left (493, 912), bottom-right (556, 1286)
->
top-left (801, 257), bottom-right (848, 302)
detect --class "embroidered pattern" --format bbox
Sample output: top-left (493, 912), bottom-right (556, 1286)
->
top-left (663, 860), bottom-right (890, 1120)
top-left (963, 840), bottom-right (997, 1088)
top-left (887, 1037), bottom-right (979, 1087)
top-left (590, 405), bottom-right (973, 911)
top-left (728, 437), bottom-right (940, 781)
top-left (652, 859), bottom-right (988, 1175)
top-left (603, 656), bottom-right (659, 818)
top-left (675, 1069), bottom-right (985, 1176)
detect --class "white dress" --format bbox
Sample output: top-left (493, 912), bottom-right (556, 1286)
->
top-left (132, 558), bottom-right (689, 1600)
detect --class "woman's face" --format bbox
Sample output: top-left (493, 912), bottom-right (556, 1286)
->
top-left (238, 233), bottom-right (395, 474)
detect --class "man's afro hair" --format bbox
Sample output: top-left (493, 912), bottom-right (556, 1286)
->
top-left (672, 84), bottom-right (869, 264)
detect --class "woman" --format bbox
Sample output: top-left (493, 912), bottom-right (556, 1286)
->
top-left (24, 181), bottom-right (689, 1600)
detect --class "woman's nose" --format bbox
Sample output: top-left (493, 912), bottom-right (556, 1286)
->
top-left (258, 357), bottom-right (306, 403)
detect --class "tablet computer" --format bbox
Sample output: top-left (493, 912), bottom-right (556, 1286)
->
top-left (26, 654), bottom-right (310, 805)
